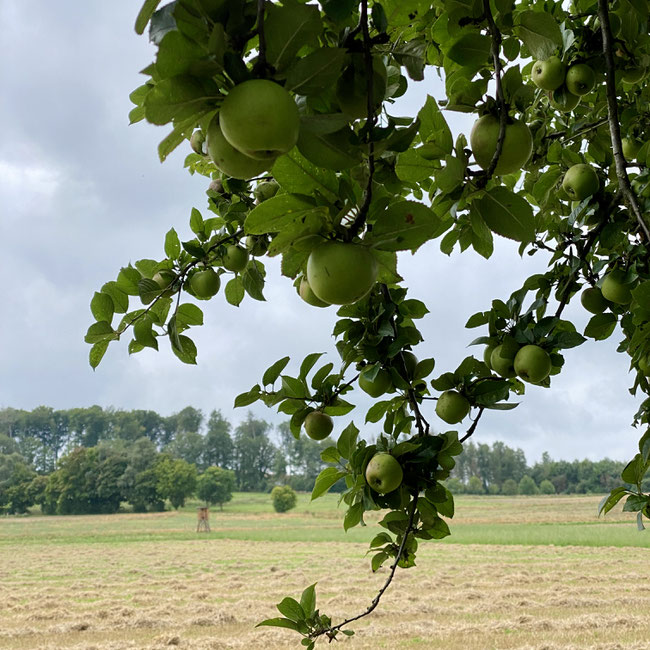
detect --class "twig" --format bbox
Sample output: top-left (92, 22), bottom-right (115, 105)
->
top-left (347, 0), bottom-right (376, 241)
top-left (477, 0), bottom-right (507, 187)
top-left (255, 0), bottom-right (268, 76)
top-left (545, 118), bottom-right (609, 143)
top-left (460, 407), bottom-right (484, 443)
top-left (316, 493), bottom-right (420, 638)
top-left (597, 0), bottom-right (650, 241)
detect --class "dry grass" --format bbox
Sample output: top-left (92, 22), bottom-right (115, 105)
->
top-left (1, 495), bottom-right (649, 649)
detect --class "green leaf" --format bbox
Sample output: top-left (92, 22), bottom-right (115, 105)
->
top-left (265, 2), bottom-right (322, 71)
top-left (263, 356), bottom-right (291, 386)
top-left (300, 583), bottom-right (317, 619)
top-left (623, 494), bottom-right (648, 512)
top-left (135, 0), bottom-right (162, 34)
top-left (320, 446), bottom-right (341, 463)
top-left (138, 278), bottom-right (165, 305)
top-left (312, 467), bottom-right (346, 500)
top-left (311, 362), bottom-right (334, 390)
top-left (584, 312), bottom-right (617, 340)
top-left (90, 292), bottom-right (115, 323)
top-left (369, 532), bottom-right (392, 548)
top-left (170, 334), bottom-right (197, 365)
top-left (371, 551), bottom-right (389, 572)
top-left (85, 321), bottom-right (116, 344)
top-left (475, 187), bottom-right (535, 243)
top-left (395, 148), bottom-right (438, 182)
top-left (176, 303), bottom-right (204, 327)
top-left (190, 207), bottom-right (204, 235)
top-left (337, 422), bottom-right (360, 460)
top-left (447, 33), bottom-right (492, 67)
top-left (285, 47), bottom-right (347, 95)
top-left (234, 386), bottom-right (261, 408)
top-left (245, 194), bottom-right (320, 235)
top-left (164, 228), bottom-right (181, 259)
top-left (281, 375), bottom-right (308, 399)
top-left (89, 341), bottom-right (110, 369)
top-left (418, 95), bottom-right (453, 156)
top-left (116, 267), bottom-right (142, 296)
top-left (516, 11), bottom-right (563, 60)
top-left (256, 617), bottom-right (301, 632)
top-left (299, 352), bottom-right (324, 381)
top-left (277, 597), bottom-right (305, 623)
top-left (598, 487), bottom-right (628, 516)
top-left (368, 201), bottom-right (441, 252)
top-left (365, 400), bottom-right (391, 424)
top-left (101, 282), bottom-right (129, 313)
top-left (344, 502), bottom-right (364, 531)
top-left (225, 276), bottom-right (245, 306)
top-left (241, 264), bottom-right (266, 301)
top-left (426, 517), bottom-right (451, 539)
top-left (622, 453), bottom-right (649, 486)
top-left (133, 317), bottom-right (159, 350)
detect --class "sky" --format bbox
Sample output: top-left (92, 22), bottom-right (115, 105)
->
top-left (0, 2), bottom-right (643, 464)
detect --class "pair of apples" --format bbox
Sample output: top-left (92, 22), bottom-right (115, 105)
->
top-left (206, 79), bottom-right (300, 180)
top-left (488, 342), bottom-right (553, 384)
top-left (531, 56), bottom-right (595, 111)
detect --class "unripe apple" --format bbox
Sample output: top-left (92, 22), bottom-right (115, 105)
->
top-left (514, 345), bottom-right (552, 383)
top-left (562, 164), bottom-right (599, 200)
top-left (484, 344), bottom-right (497, 369)
top-left (222, 245), bottom-right (249, 272)
top-left (365, 452), bottom-right (403, 494)
top-left (243, 235), bottom-right (269, 257)
top-left (622, 137), bottom-right (642, 161)
top-left (153, 270), bottom-right (177, 297)
top-left (306, 241), bottom-right (378, 305)
top-left (206, 117), bottom-right (274, 180)
top-left (548, 87), bottom-right (581, 112)
top-left (189, 268), bottom-right (221, 299)
top-left (219, 79), bottom-right (300, 160)
top-left (254, 180), bottom-right (279, 203)
top-left (531, 56), bottom-right (566, 90)
top-left (622, 67), bottom-right (647, 84)
top-left (601, 269), bottom-right (634, 304)
top-left (436, 390), bottom-right (470, 424)
top-left (190, 130), bottom-right (206, 155)
top-left (490, 343), bottom-right (518, 378)
top-left (304, 411), bottom-right (333, 441)
top-left (581, 286), bottom-right (609, 314)
top-left (469, 115), bottom-right (533, 175)
top-left (359, 366), bottom-right (392, 398)
top-left (398, 351), bottom-right (418, 379)
top-left (565, 63), bottom-right (596, 96)
top-left (298, 277), bottom-right (329, 308)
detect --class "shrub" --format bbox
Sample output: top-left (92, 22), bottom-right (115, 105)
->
top-left (518, 475), bottom-right (539, 495)
top-left (501, 478), bottom-right (519, 495)
top-left (539, 479), bottom-right (556, 494)
top-left (271, 485), bottom-right (297, 513)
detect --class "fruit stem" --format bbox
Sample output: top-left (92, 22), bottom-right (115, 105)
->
top-left (597, 0), bottom-right (650, 241)
top-left (460, 406), bottom-right (485, 443)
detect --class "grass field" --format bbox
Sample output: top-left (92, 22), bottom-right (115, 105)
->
top-left (1, 494), bottom-right (649, 649)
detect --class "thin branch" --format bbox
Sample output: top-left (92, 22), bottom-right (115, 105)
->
top-left (597, 0), bottom-right (650, 241)
top-left (347, 0), bottom-right (376, 241)
top-left (476, 0), bottom-right (507, 188)
top-left (316, 493), bottom-right (420, 639)
top-left (544, 118), bottom-right (609, 144)
top-left (254, 0), bottom-right (268, 76)
top-left (460, 406), bottom-right (484, 443)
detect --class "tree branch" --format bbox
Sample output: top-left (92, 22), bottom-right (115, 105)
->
top-left (316, 493), bottom-right (420, 639)
top-left (597, 0), bottom-right (650, 241)
top-left (254, 0), bottom-right (268, 76)
top-left (460, 406), bottom-right (484, 443)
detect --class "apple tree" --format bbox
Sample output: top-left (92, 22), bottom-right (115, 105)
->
top-left (87, 0), bottom-right (650, 645)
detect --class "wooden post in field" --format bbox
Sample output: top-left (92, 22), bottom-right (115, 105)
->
top-left (196, 506), bottom-right (210, 532)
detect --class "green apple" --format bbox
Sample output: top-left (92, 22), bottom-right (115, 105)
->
top-left (219, 79), bottom-right (300, 160)
top-left (206, 117), bottom-right (274, 180)
top-left (565, 63), bottom-right (596, 96)
top-left (208, 179), bottom-right (224, 194)
top-left (359, 366), bottom-right (392, 398)
top-left (562, 164), bottom-right (599, 200)
top-left (306, 241), bottom-right (378, 305)
top-left (622, 137), bottom-right (642, 160)
top-left (304, 411), bottom-right (333, 441)
top-left (222, 245), bottom-right (249, 272)
top-left (190, 268), bottom-right (221, 299)
top-left (243, 235), bottom-right (269, 257)
top-left (548, 87), bottom-right (581, 112)
top-left (514, 345), bottom-right (552, 383)
top-left (469, 115), bottom-right (533, 174)
top-left (484, 344), bottom-right (497, 369)
top-left (254, 180), bottom-right (279, 203)
top-left (365, 452), bottom-right (403, 494)
top-left (298, 277), bottom-right (330, 308)
top-left (190, 129), bottom-right (206, 155)
top-left (581, 286), bottom-right (609, 314)
top-left (601, 269), bottom-right (634, 304)
top-left (153, 270), bottom-right (176, 297)
top-left (436, 390), bottom-right (470, 424)
top-left (297, 127), bottom-right (362, 170)
top-left (531, 56), bottom-right (566, 90)
top-left (490, 343), bottom-right (518, 378)
top-left (336, 55), bottom-right (387, 119)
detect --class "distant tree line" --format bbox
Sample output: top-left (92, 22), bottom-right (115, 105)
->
top-left (0, 406), bottom-right (331, 515)
top-left (1, 406), bottom-right (646, 515)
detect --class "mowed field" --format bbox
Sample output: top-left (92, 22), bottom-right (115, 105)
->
top-left (1, 494), bottom-right (649, 650)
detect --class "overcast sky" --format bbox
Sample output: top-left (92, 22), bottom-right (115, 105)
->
top-left (0, 2), bottom-right (642, 464)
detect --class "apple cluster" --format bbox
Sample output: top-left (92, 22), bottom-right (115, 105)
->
top-left (531, 56), bottom-right (596, 112)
